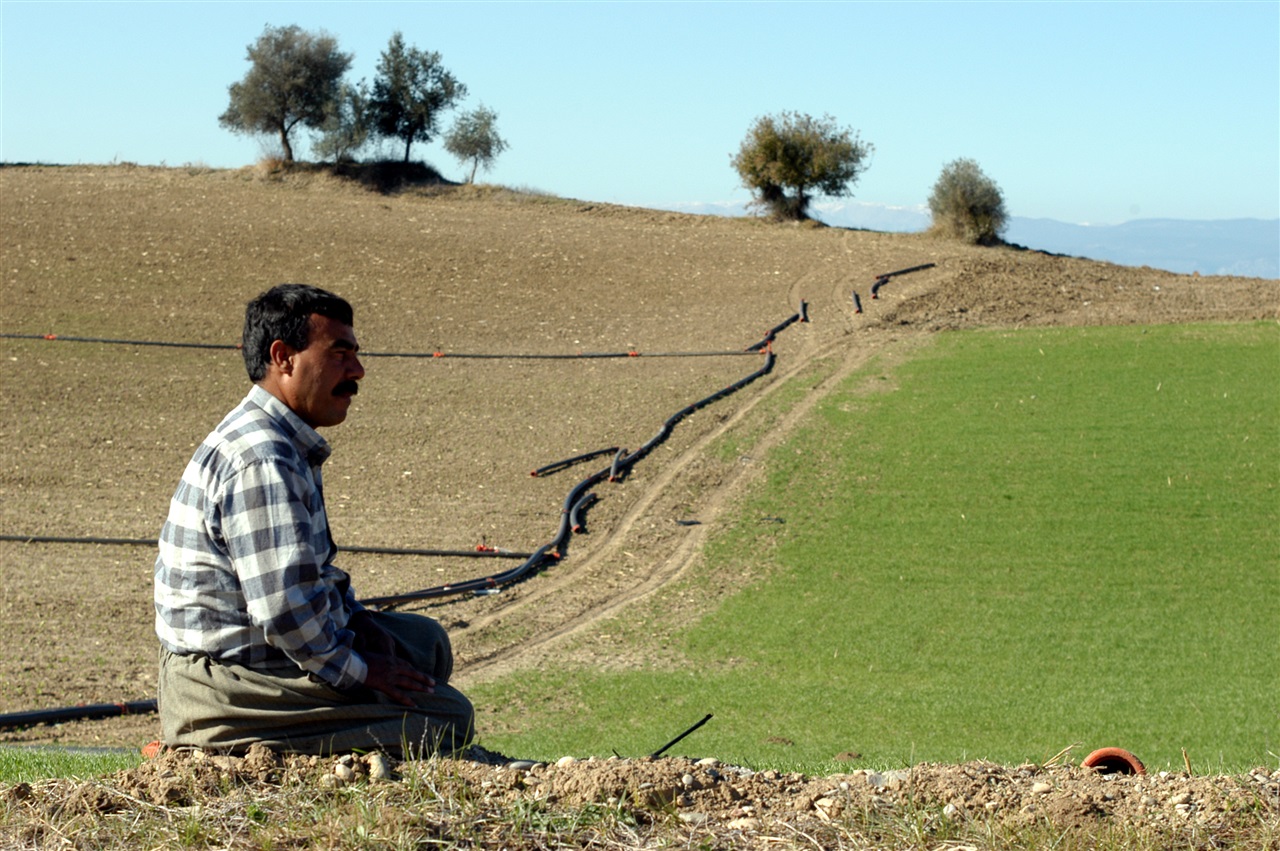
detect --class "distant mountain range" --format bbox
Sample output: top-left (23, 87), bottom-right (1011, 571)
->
top-left (661, 200), bottom-right (1279, 280)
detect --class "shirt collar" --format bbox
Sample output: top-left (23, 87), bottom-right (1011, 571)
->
top-left (246, 384), bottom-right (333, 467)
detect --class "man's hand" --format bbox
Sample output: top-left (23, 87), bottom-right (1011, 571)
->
top-left (362, 652), bottom-right (436, 707)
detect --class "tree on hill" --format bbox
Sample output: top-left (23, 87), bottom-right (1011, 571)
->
top-left (444, 105), bottom-right (509, 183)
top-left (928, 158), bottom-right (1009, 245)
top-left (218, 24), bottom-right (352, 164)
top-left (369, 33), bottom-right (467, 164)
top-left (731, 112), bottom-right (873, 221)
top-left (313, 80), bottom-right (373, 163)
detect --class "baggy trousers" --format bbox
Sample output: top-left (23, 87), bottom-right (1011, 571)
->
top-left (158, 611), bottom-right (474, 758)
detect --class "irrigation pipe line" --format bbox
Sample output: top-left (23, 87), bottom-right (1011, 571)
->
top-left (367, 349), bottom-right (760, 360)
top-left (0, 534), bottom-right (531, 560)
top-left (0, 332), bottom-right (758, 361)
top-left (0, 700), bottom-right (159, 730)
top-left (0, 332), bottom-right (240, 350)
top-left (357, 303), bottom-right (804, 609)
top-left (869, 262), bottom-right (937, 299)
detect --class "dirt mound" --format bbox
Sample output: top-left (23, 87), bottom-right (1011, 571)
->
top-left (9, 747), bottom-right (1277, 847)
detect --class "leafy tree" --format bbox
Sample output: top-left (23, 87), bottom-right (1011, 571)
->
top-left (313, 80), bottom-right (373, 163)
top-left (731, 112), bottom-right (873, 221)
top-left (928, 158), bottom-right (1009, 245)
top-left (444, 105), bottom-right (509, 183)
top-left (218, 24), bottom-right (352, 163)
top-left (369, 32), bottom-right (467, 163)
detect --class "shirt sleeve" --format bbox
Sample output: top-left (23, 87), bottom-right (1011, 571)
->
top-left (219, 457), bottom-right (368, 689)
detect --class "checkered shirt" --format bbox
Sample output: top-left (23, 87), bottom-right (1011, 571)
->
top-left (154, 384), bottom-right (368, 689)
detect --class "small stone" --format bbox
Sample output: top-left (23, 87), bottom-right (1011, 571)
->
top-left (1032, 782), bottom-right (1053, 794)
top-left (815, 797), bottom-right (843, 817)
top-left (727, 817), bottom-right (761, 830)
top-left (506, 760), bottom-right (540, 772)
top-left (696, 757), bottom-right (720, 768)
top-left (319, 773), bottom-right (342, 789)
top-left (334, 763), bottom-right (355, 782)
top-left (556, 756), bottom-right (577, 768)
top-left (984, 801), bottom-right (1000, 811)
top-left (367, 753), bottom-right (393, 782)
top-left (678, 812), bottom-right (709, 825)
top-left (1168, 791), bottom-right (1192, 806)
top-left (681, 773), bottom-right (696, 789)
top-left (943, 803), bottom-right (960, 818)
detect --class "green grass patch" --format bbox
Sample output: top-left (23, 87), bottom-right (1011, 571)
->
top-left (472, 323), bottom-right (1279, 772)
top-left (0, 747), bottom-right (141, 784)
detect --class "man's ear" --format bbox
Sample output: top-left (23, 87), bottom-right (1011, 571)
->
top-left (268, 339), bottom-right (295, 375)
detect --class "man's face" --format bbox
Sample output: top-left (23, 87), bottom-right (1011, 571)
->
top-left (280, 313), bottom-right (365, 428)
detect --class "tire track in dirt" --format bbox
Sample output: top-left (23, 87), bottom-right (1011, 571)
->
top-left (454, 266), bottom-right (919, 685)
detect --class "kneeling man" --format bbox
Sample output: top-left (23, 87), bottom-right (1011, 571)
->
top-left (154, 284), bottom-right (473, 757)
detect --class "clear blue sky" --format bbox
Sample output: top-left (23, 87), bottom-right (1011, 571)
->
top-left (3, 1), bottom-right (1277, 224)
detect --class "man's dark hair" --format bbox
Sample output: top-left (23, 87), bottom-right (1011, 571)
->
top-left (242, 284), bottom-right (355, 381)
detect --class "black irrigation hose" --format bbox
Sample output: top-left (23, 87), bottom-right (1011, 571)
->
top-left (870, 262), bottom-right (937, 299)
top-left (358, 545), bottom-right (561, 608)
top-left (0, 332), bottom-right (240, 350)
top-left (745, 301), bottom-right (808, 352)
top-left (531, 447), bottom-right (621, 478)
top-left (0, 333), bottom-right (757, 362)
top-left (0, 534), bottom-right (529, 560)
top-left (613, 347), bottom-right (776, 474)
top-left (570, 492), bottom-right (599, 534)
top-left (368, 349), bottom-right (759, 360)
top-left (0, 700), bottom-right (158, 730)
top-left (881, 262), bottom-right (937, 279)
top-left (0, 534), bottom-right (156, 547)
top-left (358, 308), bottom-right (798, 609)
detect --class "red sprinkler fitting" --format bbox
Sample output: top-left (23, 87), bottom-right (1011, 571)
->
top-left (1081, 747), bottom-right (1146, 775)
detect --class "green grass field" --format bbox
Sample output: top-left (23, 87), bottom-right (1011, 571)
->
top-left (0, 747), bottom-right (139, 784)
top-left (472, 322), bottom-right (1279, 773)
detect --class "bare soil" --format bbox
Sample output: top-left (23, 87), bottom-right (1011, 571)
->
top-left (1, 165), bottom-right (1276, 841)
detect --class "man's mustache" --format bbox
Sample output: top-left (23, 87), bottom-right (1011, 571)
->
top-left (334, 380), bottom-right (360, 397)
